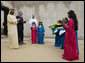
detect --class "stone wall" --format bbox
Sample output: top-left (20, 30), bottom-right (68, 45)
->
top-left (1, 1), bottom-right (84, 39)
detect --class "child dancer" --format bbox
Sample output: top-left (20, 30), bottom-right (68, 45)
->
top-left (37, 22), bottom-right (45, 44)
top-left (31, 22), bottom-right (37, 44)
top-left (54, 20), bottom-right (61, 47)
top-left (59, 17), bottom-right (68, 49)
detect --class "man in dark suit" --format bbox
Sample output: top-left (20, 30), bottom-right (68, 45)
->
top-left (16, 11), bottom-right (27, 45)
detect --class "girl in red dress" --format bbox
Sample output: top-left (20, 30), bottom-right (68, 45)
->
top-left (31, 22), bottom-right (37, 44)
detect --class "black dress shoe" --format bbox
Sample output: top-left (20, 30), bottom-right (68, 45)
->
top-left (22, 42), bottom-right (26, 44)
top-left (19, 43), bottom-right (22, 45)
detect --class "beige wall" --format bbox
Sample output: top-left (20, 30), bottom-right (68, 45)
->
top-left (1, 1), bottom-right (84, 39)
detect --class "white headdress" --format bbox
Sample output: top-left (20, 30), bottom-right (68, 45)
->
top-left (8, 10), bottom-right (11, 15)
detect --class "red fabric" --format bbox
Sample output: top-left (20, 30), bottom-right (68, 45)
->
top-left (31, 26), bottom-right (37, 44)
top-left (62, 18), bottom-right (79, 61)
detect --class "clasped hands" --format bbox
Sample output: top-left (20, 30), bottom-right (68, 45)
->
top-left (17, 18), bottom-right (28, 22)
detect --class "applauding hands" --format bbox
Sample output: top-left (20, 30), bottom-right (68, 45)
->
top-left (24, 18), bottom-right (28, 22)
top-left (17, 18), bottom-right (20, 22)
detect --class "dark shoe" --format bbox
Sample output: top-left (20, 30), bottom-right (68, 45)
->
top-left (19, 43), bottom-right (22, 45)
top-left (22, 42), bottom-right (26, 44)
top-left (61, 47), bottom-right (64, 49)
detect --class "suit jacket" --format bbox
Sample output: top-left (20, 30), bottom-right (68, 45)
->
top-left (16, 15), bottom-right (26, 31)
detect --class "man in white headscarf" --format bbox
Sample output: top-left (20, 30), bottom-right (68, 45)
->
top-left (7, 9), bottom-right (20, 48)
top-left (29, 15), bottom-right (38, 27)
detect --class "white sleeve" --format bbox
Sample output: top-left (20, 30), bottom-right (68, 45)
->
top-left (29, 19), bottom-right (32, 27)
top-left (29, 19), bottom-right (31, 24)
top-left (7, 15), bottom-right (17, 24)
top-left (35, 19), bottom-right (38, 26)
top-left (54, 29), bottom-right (58, 33)
top-left (59, 30), bottom-right (66, 35)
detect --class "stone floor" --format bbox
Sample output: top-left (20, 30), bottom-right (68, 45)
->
top-left (1, 35), bottom-right (84, 62)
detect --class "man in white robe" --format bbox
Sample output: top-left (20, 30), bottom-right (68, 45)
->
top-left (7, 9), bottom-right (20, 48)
top-left (29, 15), bottom-right (38, 27)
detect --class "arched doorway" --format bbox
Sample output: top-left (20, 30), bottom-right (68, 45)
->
top-left (1, 5), bottom-right (9, 35)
